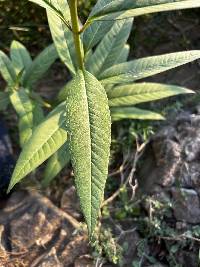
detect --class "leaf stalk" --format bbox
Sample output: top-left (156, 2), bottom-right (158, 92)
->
top-left (68, 0), bottom-right (84, 70)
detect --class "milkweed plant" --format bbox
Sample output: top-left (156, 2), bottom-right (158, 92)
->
top-left (0, 0), bottom-right (200, 239)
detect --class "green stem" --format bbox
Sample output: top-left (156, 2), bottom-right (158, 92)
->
top-left (68, 0), bottom-right (84, 70)
top-left (79, 20), bottom-right (92, 34)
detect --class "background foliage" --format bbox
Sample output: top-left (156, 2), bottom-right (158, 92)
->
top-left (0, 0), bottom-right (96, 51)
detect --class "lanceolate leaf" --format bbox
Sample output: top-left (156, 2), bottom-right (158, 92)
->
top-left (10, 41), bottom-right (32, 75)
top-left (10, 89), bottom-right (35, 147)
top-left (111, 107), bottom-right (165, 121)
top-left (104, 44), bottom-right (130, 94)
top-left (22, 44), bottom-right (58, 87)
top-left (47, 0), bottom-right (76, 74)
top-left (7, 102), bottom-right (68, 192)
top-left (32, 102), bottom-right (45, 126)
top-left (89, 0), bottom-right (200, 21)
top-left (0, 51), bottom-right (16, 84)
top-left (100, 50), bottom-right (200, 84)
top-left (108, 83), bottom-right (194, 107)
top-left (86, 18), bottom-right (133, 77)
top-left (29, 0), bottom-right (69, 25)
top-left (29, 0), bottom-right (60, 12)
top-left (83, 0), bottom-right (116, 52)
top-left (114, 44), bottom-right (130, 65)
top-left (89, 0), bottom-right (112, 17)
top-left (83, 20), bottom-right (114, 52)
top-left (0, 91), bottom-right (9, 111)
top-left (57, 80), bottom-right (72, 102)
top-left (42, 142), bottom-right (70, 187)
top-left (66, 70), bottom-right (111, 237)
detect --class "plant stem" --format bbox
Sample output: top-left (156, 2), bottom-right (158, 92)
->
top-left (68, 0), bottom-right (84, 70)
top-left (79, 20), bottom-right (91, 34)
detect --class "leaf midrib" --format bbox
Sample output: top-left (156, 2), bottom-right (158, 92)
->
top-left (82, 72), bottom-right (92, 230)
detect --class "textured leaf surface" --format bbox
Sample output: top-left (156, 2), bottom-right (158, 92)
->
top-left (22, 44), bottom-right (58, 87)
top-left (57, 80), bottom-right (72, 102)
top-left (111, 107), bottom-right (165, 121)
top-left (0, 51), bottom-right (16, 84)
top-left (90, 0), bottom-right (200, 20)
top-left (66, 70), bottom-right (111, 236)
top-left (0, 91), bottom-right (9, 111)
top-left (86, 18), bottom-right (133, 77)
top-left (10, 41), bottom-right (32, 75)
top-left (100, 50), bottom-right (200, 84)
top-left (108, 83), bottom-right (194, 107)
top-left (47, 0), bottom-right (76, 74)
top-left (7, 102), bottom-right (68, 192)
top-left (42, 142), bottom-right (70, 187)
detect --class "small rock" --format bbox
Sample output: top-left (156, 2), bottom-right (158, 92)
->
top-left (137, 137), bottom-right (181, 193)
top-left (180, 162), bottom-right (200, 192)
top-left (183, 136), bottom-right (200, 162)
top-left (172, 188), bottom-right (200, 224)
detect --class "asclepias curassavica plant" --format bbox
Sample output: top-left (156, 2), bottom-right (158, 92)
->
top-left (4, 0), bottom-right (200, 239)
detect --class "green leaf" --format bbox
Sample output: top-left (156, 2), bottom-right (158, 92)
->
top-left (114, 44), bottom-right (130, 64)
top-left (89, 0), bottom-right (112, 17)
top-left (90, 0), bottom-right (200, 21)
top-left (32, 102), bottom-right (45, 126)
top-left (47, 0), bottom-right (76, 74)
top-left (0, 91), bottom-right (9, 111)
top-left (57, 80), bottom-right (72, 102)
top-left (100, 50), bottom-right (200, 84)
top-left (22, 44), bottom-right (58, 87)
top-left (10, 89), bottom-right (35, 147)
top-left (104, 44), bottom-right (130, 94)
top-left (86, 18), bottom-right (133, 77)
top-left (83, 0), bottom-right (118, 52)
top-left (111, 107), bottom-right (165, 121)
top-left (108, 82), bottom-right (194, 107)
top-left (29, 0), bottom-right (69, 25)
top-left (0, 51), bottom-right (16, 84)
top-left (83, 21), bottom-right (114, 52)
top-left (65, 70), bottom-right (111, 237)
top-left (10, 41), bottom-right (32, 75)
top-left (7, 102), bottom-right (68, 192)
top-left (42, 142), bottom-right (70, 187)
top-left (29, 0), bottom-right (59, 12)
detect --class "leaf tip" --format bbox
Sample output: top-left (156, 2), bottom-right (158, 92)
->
top-left (7, 182), bottom-right (14, 194)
